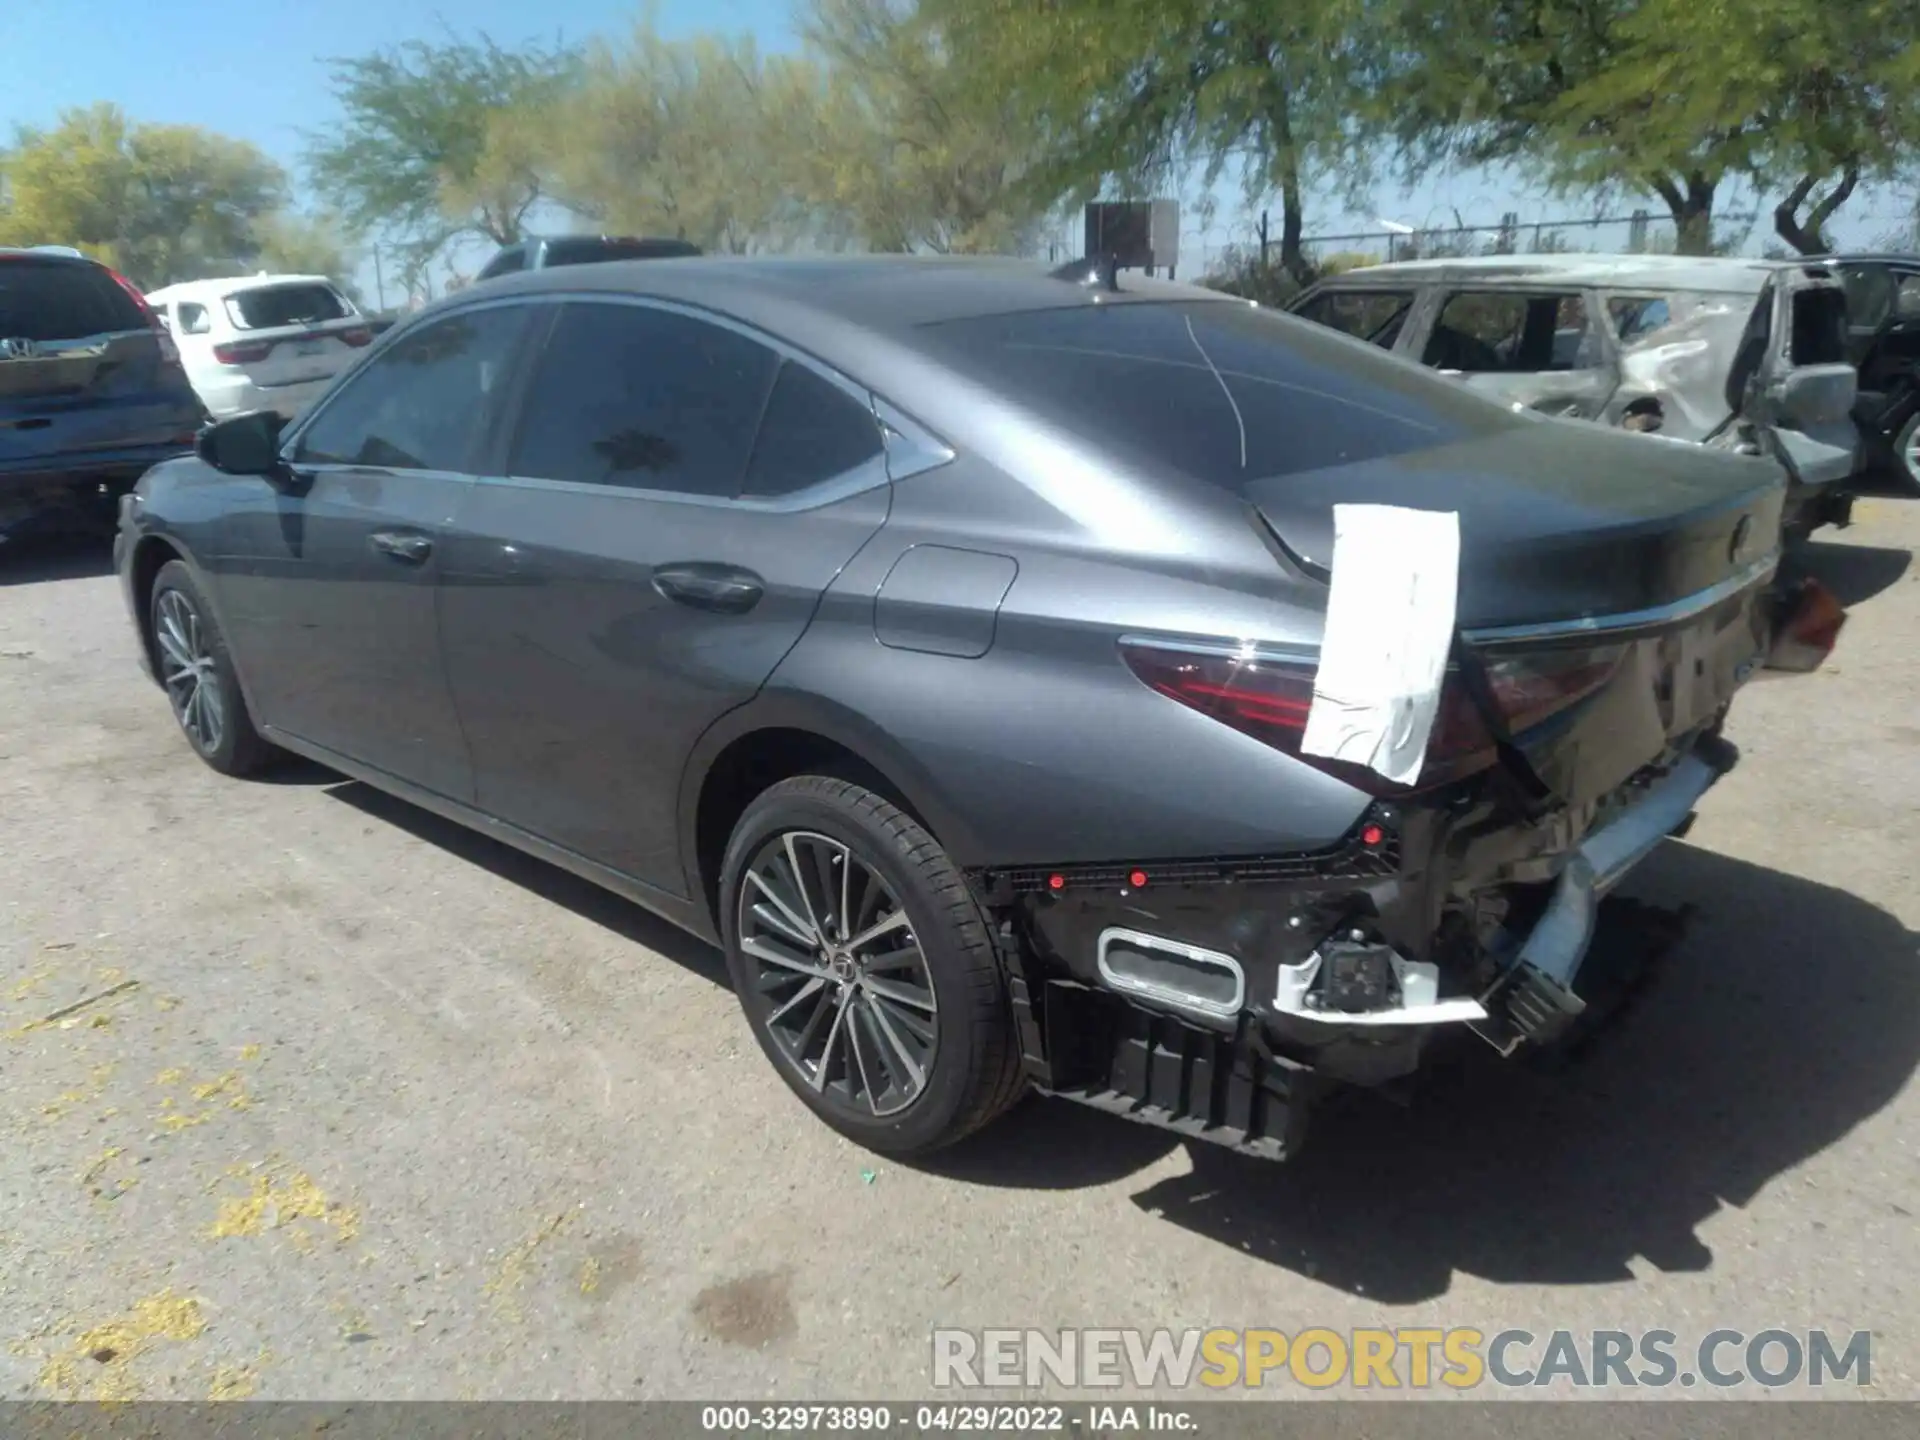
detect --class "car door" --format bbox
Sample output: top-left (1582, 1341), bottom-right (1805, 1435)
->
top-left (1419, 287), bottom-right (1618, 417)
top-left (214, 301), bottom-right (537, 800)
top-left (437, 297), bottom-right (892, 896)
top-left (1738, 274), bottom-right (1859, 488)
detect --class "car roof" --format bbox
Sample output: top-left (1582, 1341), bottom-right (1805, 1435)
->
top-left (147, 273), bottom-right (339, 301)
top-left (1805, 251), bottom-right (1920, 267)
top-left (1313, 252), bottom-right (1824, 294)
top-left (458, 254), bottom-right (1233, 333)
top-left (0, 246), bottom-right (99, 267)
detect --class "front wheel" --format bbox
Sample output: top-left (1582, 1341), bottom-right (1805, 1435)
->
top-left (149, 560), bottom-right (276, 776)
top-left (719, 776), bottom-right (1025, 1156)
top-left (1894, 412), bottom-right (1920, 493)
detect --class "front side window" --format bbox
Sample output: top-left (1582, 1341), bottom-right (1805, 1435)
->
top-left (1837, 265), bottom-right (1896, 329)
top-left (1423, 290), bottom-right (1591, 373)
top-left (1607, 295), bottom-right (1672, 344)
top-left (508, 302), bottom-right (779, 496)
top-left (1292, 289), bottom-right (1415, 349)
top-left (293, 305), bottom-right (530, 472)
top-left (1896, 272), bottom-right (1920, 319)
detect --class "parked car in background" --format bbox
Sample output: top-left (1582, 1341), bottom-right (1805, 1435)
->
top-left (1821, 252), bottom-right (1920, 488)
top-left (1289, 255), bottom-right (1863, 540)
top-left (147, 274), bottom-right (371, 422)
top-left (1, 246), bottom-right (203, 546)
top-left (473, 234), bottom-right (703, 283)
top-left (116, 257), bottom-right (1842, 1164)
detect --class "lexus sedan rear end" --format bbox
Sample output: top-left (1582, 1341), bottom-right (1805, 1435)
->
top-left (114, 257), bottom-right (1839, 1161)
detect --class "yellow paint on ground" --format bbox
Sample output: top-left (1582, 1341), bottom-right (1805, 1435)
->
top-left (239, 1043), bottom-right (262, 1061)
top-left (209, 1167), bottom-right (360, 1245)
top-left (35, 1291), bottom-right (206, 1400)
top-left (579, 1256), bottom-right (601, 1295)
top-left (207, 1364), bottom-right (257, 1400)
top-left (154, 1068), bottom-right (184, 1086)
top-left (484, 1210), bottom-right (573, 1322)
top-left (76, 1148), bottom-right (123, 1187)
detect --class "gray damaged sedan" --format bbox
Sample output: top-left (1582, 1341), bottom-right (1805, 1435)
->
top-left (114, 257), bottom-right (1846, 1162)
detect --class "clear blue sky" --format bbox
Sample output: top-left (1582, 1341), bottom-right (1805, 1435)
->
top-left (3, 0), bottom-right (1911, 287)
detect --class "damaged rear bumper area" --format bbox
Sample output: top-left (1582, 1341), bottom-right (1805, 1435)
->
top-left (978, 733), bottom-right (1740, 1163)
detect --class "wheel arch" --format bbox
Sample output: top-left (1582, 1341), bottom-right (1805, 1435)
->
top-left (679, 694), bottom-right (986, 930)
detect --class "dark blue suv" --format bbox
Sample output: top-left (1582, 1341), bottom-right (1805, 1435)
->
top-left (1, 247), bottom-right (205, 547)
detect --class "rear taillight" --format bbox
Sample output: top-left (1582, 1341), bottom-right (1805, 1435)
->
top-left (1478, 644), bottom-right (1626, 734)
top-left (1118, 641), bottom-right (1498, 795)
top-left (339, 326), bottom-right (374, 347)
top-left (1766, 576), bottom-right (1846, 673)
top-left (102, 264), bottom-right (186, 369)
top-left (213, 340), bottom-right (275, 366)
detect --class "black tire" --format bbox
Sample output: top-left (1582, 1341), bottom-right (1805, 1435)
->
top-left (149, 560), bottom-right (276, 777)
top-left (1893, 412), bottom-right (1920, 494)
top-left (719, 775), bottom-right (1025, 1156)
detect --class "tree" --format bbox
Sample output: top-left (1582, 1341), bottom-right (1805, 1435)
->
top-left (252, 212), bottom-right (362, 299)
top-left (553, 24), bottom-right (815, 253)
top-left (305, 33), bottom-right (582, 272)
top-left (1381, 0), bottom-right (1920, 256)
top-left (797, 0), bottom-right (1050, 255)
top-left (926, 0), bottom-right (1373, 279)
top-left (0, 104), bottom-right (287, 286)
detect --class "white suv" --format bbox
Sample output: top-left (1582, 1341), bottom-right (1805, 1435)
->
top-left (146, 274), bottom-right (371, 421)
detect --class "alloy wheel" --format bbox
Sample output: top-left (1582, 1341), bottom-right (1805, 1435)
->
top-left (1903, 420), bottom-right (1920, 485)
top-left (154, 589), bottom-right (225, 754)
top-left (737, 830), bottom-right (939, 1118)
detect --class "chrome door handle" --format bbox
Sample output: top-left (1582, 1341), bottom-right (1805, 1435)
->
top-left (369, 531), bottom-right (433, 563)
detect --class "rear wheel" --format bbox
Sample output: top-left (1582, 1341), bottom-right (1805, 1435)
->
top-left (149, 560), bottom-right (275, 776)
top-left (1895, 412), bottom-right (1920, 492)
top-left (719, 776), bottom-right (1024, 1156)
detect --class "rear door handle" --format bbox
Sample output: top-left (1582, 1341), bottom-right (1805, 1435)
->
top-left (369, 530), bottom-right (433, 564)
top-left (651, 562), bottom-right (764, 614)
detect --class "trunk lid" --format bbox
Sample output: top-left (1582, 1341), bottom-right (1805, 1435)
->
top-left (212, 281), bottom-right (365, 389)
top-left (1243, 413), bottom-right (1785, 631)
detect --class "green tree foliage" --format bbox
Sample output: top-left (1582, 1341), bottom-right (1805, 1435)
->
top-left (796, 0), bottom-right (1049, 254)
top-left (0, 104), bottom-right (287, 286)
top-left (1381, 0), bottom-right (1920, 255)
top-left (305, 33), bottom-right (581, 271)
top-left (926, 0), bottom-right (1373, 279)
top-left (553, 24), bottom-right (814, 253)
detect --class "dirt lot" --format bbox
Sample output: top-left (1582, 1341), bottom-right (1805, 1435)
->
top-left (2, 496), bottom-right (1917, 1403)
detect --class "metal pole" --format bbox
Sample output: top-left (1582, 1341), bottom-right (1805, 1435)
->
top-left (373, 246), bottom-right (387, 312)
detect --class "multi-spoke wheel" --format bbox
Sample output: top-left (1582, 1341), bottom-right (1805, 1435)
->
top-left (1896, 413), bottom-right (1920, 492)
top-left (147, 560), bottom-right (274, 776)
top-left (720, 776), bottom-right (1025, 1155)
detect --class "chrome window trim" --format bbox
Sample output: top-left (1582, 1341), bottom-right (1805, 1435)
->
top-left (1463, 550), bottom-right (1779, 645)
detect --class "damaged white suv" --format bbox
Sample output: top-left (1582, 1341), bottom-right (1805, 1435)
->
top-left (1291, 255), bottom-right (1863, 541)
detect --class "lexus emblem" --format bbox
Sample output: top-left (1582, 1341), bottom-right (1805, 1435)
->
top-left (0, 337), bottom-right (41, 359)
top-left (1729, 515), bottom-right (1753, 563)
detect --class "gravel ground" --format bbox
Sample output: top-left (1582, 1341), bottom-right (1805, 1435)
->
top-left (1, 495), bottom-right (1916, 1404)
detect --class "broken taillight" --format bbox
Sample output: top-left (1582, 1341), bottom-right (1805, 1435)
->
top-left (1478, 644), bottom-right (1626, 734)
top-left (1765, 575), bottom-right (1846, 673)
top-left (1117, 641), bottom-right (1497, 795)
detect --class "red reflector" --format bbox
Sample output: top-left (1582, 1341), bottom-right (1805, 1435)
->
top-left (1127, 870), bottom-right (1148, 889)
top-left (1047, 874), bottom-right (1065, 892)
top-left (1361, 824), bottom-right (1385, 847)
top-left (1767, 576), bottom-right (1847, 673)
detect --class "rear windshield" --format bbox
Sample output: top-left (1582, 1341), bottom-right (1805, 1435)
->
top-left (0, 259), bottom-right (146, 342)
top-left (224, 283), bottom-right (350, 331)
top-left (542, 236), bottom-right (702, 267)
top-left (922, 300), bottom-right (1519, 489)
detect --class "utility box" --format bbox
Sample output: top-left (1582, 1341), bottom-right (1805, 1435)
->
top-left (1083, 200), bottom-right (1180, 272)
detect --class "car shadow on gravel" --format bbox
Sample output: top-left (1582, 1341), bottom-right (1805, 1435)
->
top-left (1789, 536), bottom-right (1912, 607)
top-left (934, 842), bottom-right (1920, 1302)
top-left (319, 777), bottom-right (731, 984)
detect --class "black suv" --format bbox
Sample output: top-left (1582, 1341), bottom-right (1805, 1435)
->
top-left (473, 234), bottom-right (703, 284)
top-left (1823, 253), bottom-right (1920, 488)
top-left (1, 247), bottom-right (205, 546)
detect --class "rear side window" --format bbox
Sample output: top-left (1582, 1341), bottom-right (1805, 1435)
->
top-left (225, 283), bottom-right (349, 331)
top-left (0, 260), bottom-right (146, 341)
top-left (922, 300), bottom-right (1518, 491)
top-left (177, 302), bottom-right (212, 335)
top-left (294, 305), bottom-right (529, 471)
top-left (1292, 289), bottom-right (1414, 348)
top-left (1607, 296), bottom-right (1671, 343)
top-left (742, 361), bottom-right (883, 497)
top-left (509, 301), bottom-right (779, 495)
top-left (1424, 291), bottom-right (1591, 372)
top-left (1897, 274), bottom-right (1920, 319)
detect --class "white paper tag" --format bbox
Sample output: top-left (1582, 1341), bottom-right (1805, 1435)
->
top-left (1299, 504), bottom-right (1461, 786)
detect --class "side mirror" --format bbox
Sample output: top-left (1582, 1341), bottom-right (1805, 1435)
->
top-left (196, 410), bottom-right (286, 477)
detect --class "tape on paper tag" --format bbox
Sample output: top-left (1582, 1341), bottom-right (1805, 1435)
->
top-left (1299, 504), bottom-right (1461, 787)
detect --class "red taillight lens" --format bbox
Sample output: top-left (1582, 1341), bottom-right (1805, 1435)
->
top-left (1766, 576), bottom-right (1846, 673)
top-left (1119, 642), bottom-right (1497, 795)
top-left (213, 340), bottom-right (275, 366)
top-left (339, 326), bottom-right (374, 347)
top-left (1479, 644), bottom-right (1626, 734)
